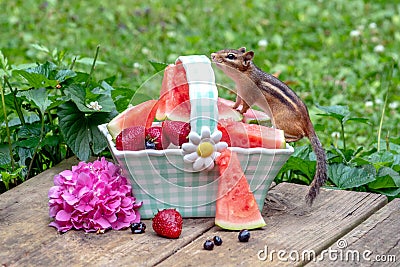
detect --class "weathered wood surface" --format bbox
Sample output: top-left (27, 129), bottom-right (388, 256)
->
top-left (307, 198), bottom-right (399, 266)
top-left (159, 183), bottom-right (387, 266)
top-left (0, 157), bottom-right (396, 267)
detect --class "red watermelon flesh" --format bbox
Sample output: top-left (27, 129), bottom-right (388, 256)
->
top-left (107, 99), bottom-right (159, 139)
top-left (156, 63), bottom-right (190, 121)
top-left (155, 63), bottom-right (242, 122)
top-left (218, 119), bottom-right (286, 149)
top-left (215, 149), bottom-right (266, 230)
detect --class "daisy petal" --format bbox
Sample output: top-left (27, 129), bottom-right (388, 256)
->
top-left (200, 126), bottom-right (211, 139)
top-left (188, 132), bottom-right (201, 145)
top-left (215, 142), bottom-right (228, 152)
top-left (184, 152), bottom-right (199, 163)
top-left (193, 157), bottom-right (205, 171)
top-left (211, 130), bottom-right (222, 142)
top-left (182, 142), bottom-right (197, 153)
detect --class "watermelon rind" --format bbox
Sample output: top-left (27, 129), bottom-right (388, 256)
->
top-left (215, 217), bottom-right (266, 231)
top-left (215, 149), bottom-right (266, 230)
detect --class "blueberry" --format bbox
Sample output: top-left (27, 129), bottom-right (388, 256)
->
top-left (130, 222), bottom-right (146, 234)
top-left (213, 236), bottom-right (223, 246)
top-left (238, 229), bottom-right (250, 242)
top-left (203, 239), bottom-right (214, 250)
top-left (145, 140), bottom-right (156, 149)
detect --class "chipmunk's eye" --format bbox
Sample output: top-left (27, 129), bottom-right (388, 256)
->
top-left (226, 53), bottom-right (236, 60)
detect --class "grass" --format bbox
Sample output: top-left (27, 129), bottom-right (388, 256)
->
top-left (1, 0), bottom-right (399, 155)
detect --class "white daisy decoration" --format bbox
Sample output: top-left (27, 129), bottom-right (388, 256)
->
top-left (182, 126), bottom-right (228, 171)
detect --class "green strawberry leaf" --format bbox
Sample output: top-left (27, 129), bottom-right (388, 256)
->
top-left (278, 156), bottom-right (316, 182)
top-left (17, 88), bottom-right (52, 115)
top-left (328, 163), bottom-right (376, 189)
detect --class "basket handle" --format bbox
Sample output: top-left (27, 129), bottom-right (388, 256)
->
top-left (175, 55), bottom-right (218, 135)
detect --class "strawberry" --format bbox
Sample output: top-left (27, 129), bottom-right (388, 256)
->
top-left (115, 126), bottom-right (146, 151)
top-left (145, 126), bottom-right (164, 150)
top-left (162, 121), bottom-right (191, 147)
top-left (152, 209), bottom-right (183, 239)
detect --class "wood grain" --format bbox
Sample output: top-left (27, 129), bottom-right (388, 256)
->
top-left (306, 198), bottom-right (399, 266)
top-left (158, 183), bottom-right (387, 266)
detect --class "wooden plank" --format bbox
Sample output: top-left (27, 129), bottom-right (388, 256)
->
top-left (157, 183), bottom-right (388, 266)
top-left (306, 198), bottom-right (399, 266)
top-left (0, 158), bottom-right (214, 266)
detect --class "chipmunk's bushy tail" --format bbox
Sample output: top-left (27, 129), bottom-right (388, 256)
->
top-left (306, 129), bottom-right (328, 206)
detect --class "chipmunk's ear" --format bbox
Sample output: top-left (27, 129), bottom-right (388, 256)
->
top-left (238, 47), bottom-right (246, 53)
top-left (243, 51), bottom-right (254, 66)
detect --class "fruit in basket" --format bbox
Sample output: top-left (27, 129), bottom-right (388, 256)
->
top-left (156, 63), bottom-right (243, 122)
top-left (218, 119), bottom-right (286, 149)
top-left (145, 126), bottom-right (164, 150)
top-left (162, 120), bottom-right (191, 146)
top-left (152, 209), bottom-right (183, 239)
top-left (217, 97), bottom-right (270, 124)
top-left (107, 99), bottom-right (159, 139)
top-left (156, 63), bottom-right (190, 121)
top-left (115, 126), bottom-right (146, 151)
top-left (215, 149), bottom-right (266, 230)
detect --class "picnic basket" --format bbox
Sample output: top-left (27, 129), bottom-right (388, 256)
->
top-left (98, 55), bottom-right (294, 219)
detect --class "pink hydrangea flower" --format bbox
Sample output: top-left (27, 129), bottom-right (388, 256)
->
top-left (48, 157), bottom-right (142, 233)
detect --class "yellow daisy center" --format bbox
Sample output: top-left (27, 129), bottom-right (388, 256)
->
top-left (197, 142), bottom-right (214, 158)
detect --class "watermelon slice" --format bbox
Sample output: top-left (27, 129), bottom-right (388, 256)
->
top-left (217, 97), bottom-right (270, 124)
top-left (156, 63), bottom-right (242, 122)
top-left (107, 99), bottom-right (159, 139)
top-left (218, 119), bottom-right (286, 149)
top-left (215, 149), bottom-right (266, 230)
top-left (156, 63), bottom-right (190, 121)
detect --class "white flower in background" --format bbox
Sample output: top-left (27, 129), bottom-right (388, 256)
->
top-left (141, 47), bottom-right (150, 55)
top-left (389, 102), bottom-right (399, 109)
top-left (350, 30), bottom-right (361, 37)
top-left (375, 99), bottom-right (383, 105)
top-left (331, 132), bottom-right (340, 139)
top-left (87, 101), bottom-right (102, 111)
top-left (182, 126), bottom-right (228, 171)
top-left (133, 62), bottom-right (142, 69)
top-left (365, 101), bottom-right (373, 107)
top-left (369, 22), bottom-right (377, 29)
top-left (374, 44), bottom-right (385, 53)
top-left (258, 39), bottom-right (268, 47)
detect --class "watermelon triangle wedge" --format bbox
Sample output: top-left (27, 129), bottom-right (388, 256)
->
top-left (215, 149), bottom-right (266, 230)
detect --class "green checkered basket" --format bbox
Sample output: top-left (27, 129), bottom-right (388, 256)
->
top-left (98, 55), bottom-right (294, 219)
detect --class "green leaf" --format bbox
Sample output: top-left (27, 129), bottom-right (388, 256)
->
top-left (19, 88), bottom-right (52, 114)
top-left (278, 156), bottom-right (316, 181)
top-left (57, 101), bottom-right (117, 161)
top-left (316, 104), bottom-right (350, 123)
top-left (30, 44), bottom-right (50, 53)
top-left (0, 144), bottom-right (11, 166)
top-left (54, 69), bottom-right (76, 82)
top-left (14, 70), bottom-right (58, 88)
top-left (64, 84), bottom-right (116, 113)
top-left (328, 163), bottom-right (376, 189)
top-left (377, 166), bottom-right (400, 186)
top-left (149, 60), bottom-right (168, 72)
top-left (346, 117), bottom-right (370, 124)
top-left (370, 187), bottom-right (400, 197)
top-left (15, 137), bottom-right (40, 148)
top-left (367, 151), bottom-right (394, 169)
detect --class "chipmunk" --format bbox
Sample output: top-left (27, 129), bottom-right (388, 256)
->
top-left (211, 47), bottom-right (327, 205)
